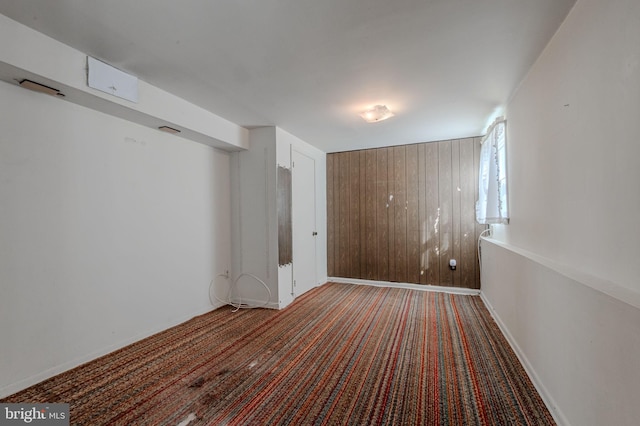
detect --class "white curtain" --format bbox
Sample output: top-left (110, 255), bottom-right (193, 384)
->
top-left (476, 118), bottom-right (509, 224)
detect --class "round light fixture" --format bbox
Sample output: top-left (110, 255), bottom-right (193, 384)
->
top-left (359, 105), bottom-right (394, 123)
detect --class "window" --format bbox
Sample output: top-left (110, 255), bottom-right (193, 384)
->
top-left (476, 118), bottom-right (509, 224)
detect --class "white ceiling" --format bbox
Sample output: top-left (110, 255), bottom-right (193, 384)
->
top-left (0, 0), bottom-right (576, 153)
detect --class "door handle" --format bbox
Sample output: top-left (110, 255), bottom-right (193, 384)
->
top-left (312, 231), bottom-right (318, 236)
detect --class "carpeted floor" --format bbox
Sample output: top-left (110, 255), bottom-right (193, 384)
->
top-left (2, 282), bottom-right (555, 425)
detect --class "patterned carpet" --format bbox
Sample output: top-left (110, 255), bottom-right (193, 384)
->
top-left (2, 282), bottom-right (555, 425)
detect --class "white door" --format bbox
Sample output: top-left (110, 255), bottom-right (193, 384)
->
top-left (292, 150), bottom-right (317, 296)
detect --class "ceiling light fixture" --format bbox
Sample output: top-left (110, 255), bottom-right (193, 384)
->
top-left (359, 105), bottom-right (394, 123)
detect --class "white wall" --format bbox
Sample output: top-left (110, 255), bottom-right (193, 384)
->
top-left (494, 0), bottom-right (640, 293)
top-left (482, 0), bottom-right (640, 424)
top-left (0, 80), bottom-right (231, 397)
top-left (230, 127), bottom-right (279, 307)
top-left (481, 241), bottom-right (640, 426)
top-left (230, 127), bottom-right (327, 309)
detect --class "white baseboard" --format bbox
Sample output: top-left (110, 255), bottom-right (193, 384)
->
top-left (480, 292), bottom-right (569, 426)
top-left (328, 277), bottom-right (481, 296)
top-left (330, 279), bottom-right (567, 421)
top-left (226, 297), bottom-right (280, 310)
top-left (0, 304), bottom-right (220, 399)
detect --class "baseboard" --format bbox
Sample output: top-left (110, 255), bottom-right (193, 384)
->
top-left (328, 277), bottom-right (481, 296)
top-left (0, 304), bottom-right (220, 399)
top-left (479, 292), bottom-right (570, 426)
top-left (227, 297), bottom-right (280, 310)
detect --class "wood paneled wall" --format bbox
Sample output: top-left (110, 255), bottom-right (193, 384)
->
top-left (327, 137), bottom-right (486, 289)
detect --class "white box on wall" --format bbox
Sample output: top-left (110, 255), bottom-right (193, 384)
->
top-left (87, 56), bottom-right (138, 103)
